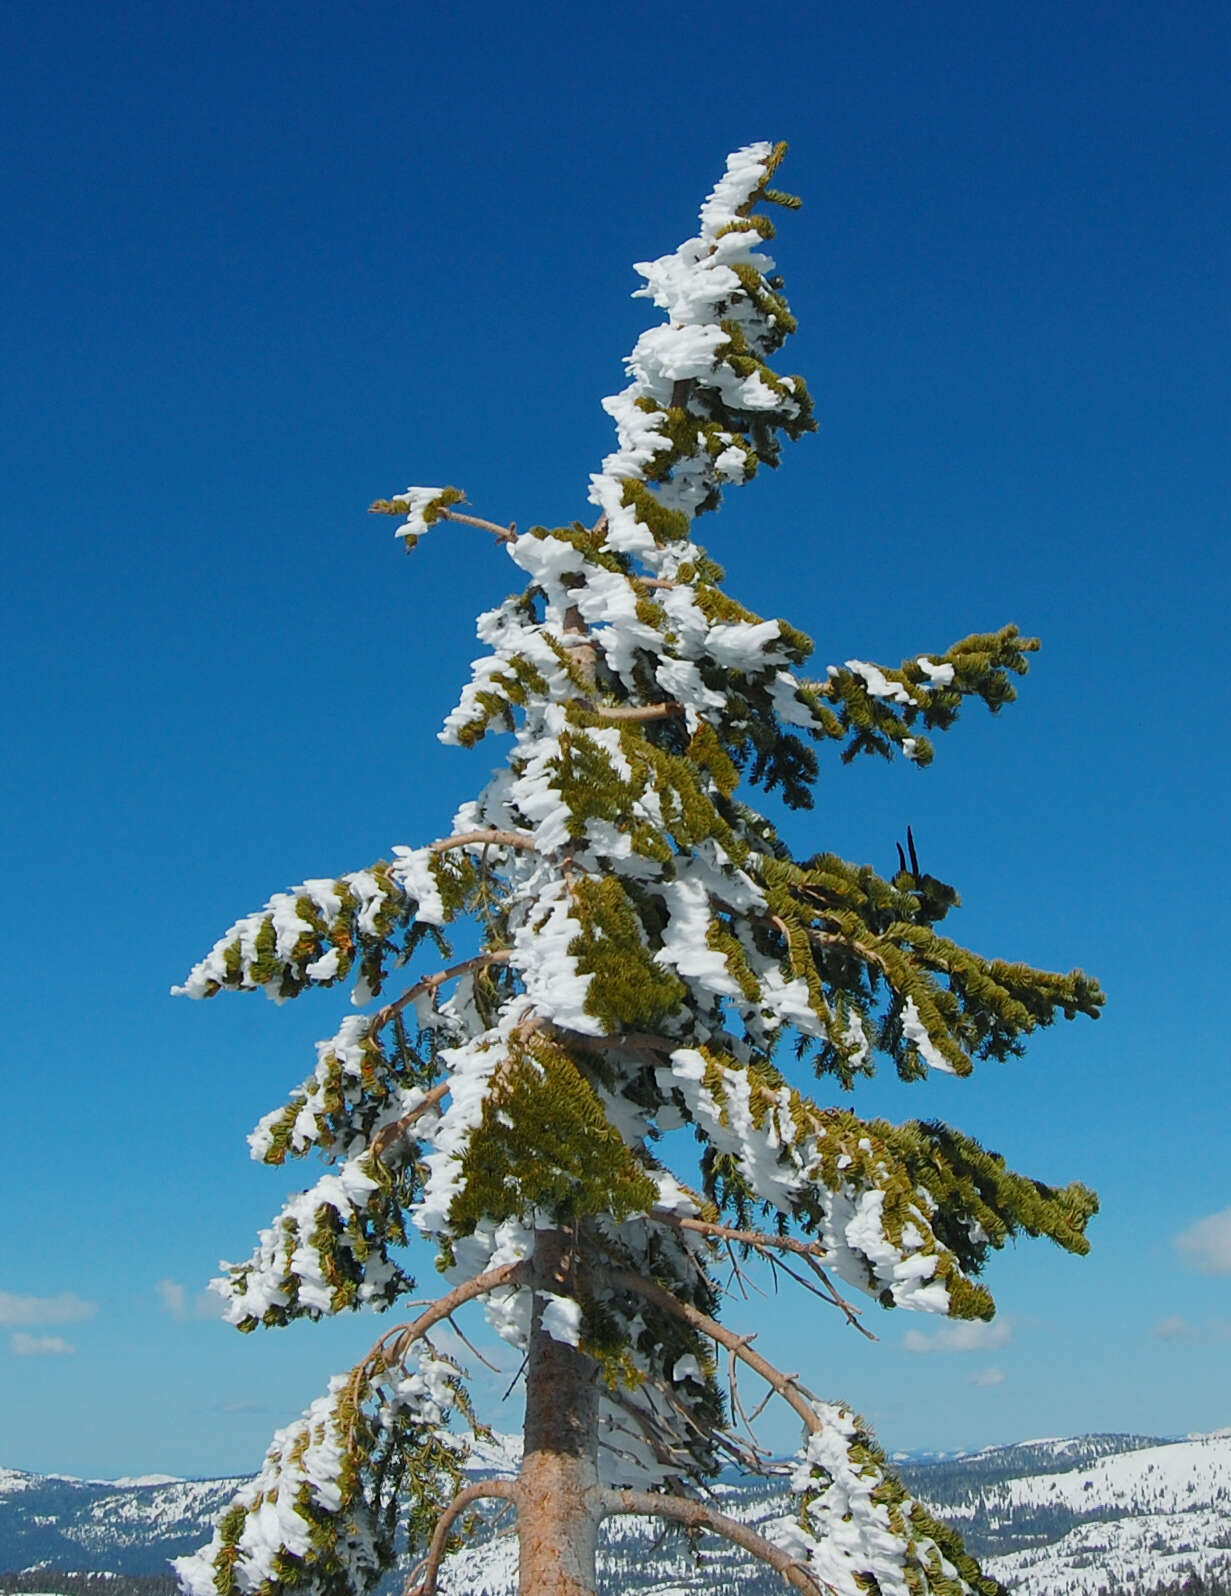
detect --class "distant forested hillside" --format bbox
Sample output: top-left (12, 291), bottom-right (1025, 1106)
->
top-left (0, 1574), bottom-right (177, 1596)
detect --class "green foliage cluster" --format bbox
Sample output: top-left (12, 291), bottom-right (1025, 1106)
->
top-left (202, 1370), bottom-right (470, 1596)
top-left (794, 1414), bottom-right (1006, 1596)
top-left (194, 852), bottom-right (473, 1003)
top-left (450, 1033), bottom-right (659, 1232)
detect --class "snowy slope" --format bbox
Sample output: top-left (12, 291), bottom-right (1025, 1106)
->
top-left (3, 1431), bottom-right (1229, 1592)
top-left (972, 1433), bottom-right (1231, 1594)
top-left (0, 1471), bottom-right (242, 1574)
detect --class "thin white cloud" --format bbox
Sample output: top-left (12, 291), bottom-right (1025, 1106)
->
top-left (11, 1332), bottom-right (75, 1357)
top-left (969, 1366), bottom-right (1005, 1387)
top-left (903, 1318), bottom-right (1013, 1354)
top-left (0, 1291), bottom-right (97, 1327)
top-left (1153, 1314), bottom-right (1199, 1342)
top-left (156, 1279), bottom-right (224, 1321)
top-left (156, 1279), bottom-right (187, 1318)
top-left (1175, 1209), bottom-right (1231, 1275)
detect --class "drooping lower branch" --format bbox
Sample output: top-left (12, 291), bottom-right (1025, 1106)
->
top-left (404, 1478), bottom-right (520, 1596)
top-left (599, 1490), bottom-right (835, 1596)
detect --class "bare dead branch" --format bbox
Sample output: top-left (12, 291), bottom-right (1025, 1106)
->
top-left (761, 1251), bottom-right (878, 1342)
top-left (654, 1211), bottom-right (874, 1338)
top-left (604, 1387), bottom-right (689, 1476)
top-left (725, 1237), bottom-right (752, 1300)
top-left (798, 1255), bottom-right (876, 1339)
top-left (500, 1349), bottom-right (529, 1402)
top-left (446, 1313), bottom-right (505, 1373)
top-left (598, 1489), bottom-right (835, 1595)
top-left (728, 1337), bottom-right (757, 1443)
top-left (404, 1478), bottom-right (520, 1596)
top-left (609, 1269), bottom-right (822, 1435)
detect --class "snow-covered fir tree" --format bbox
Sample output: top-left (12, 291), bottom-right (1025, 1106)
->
top-left (173, 143), bottom-right (1103, 1596)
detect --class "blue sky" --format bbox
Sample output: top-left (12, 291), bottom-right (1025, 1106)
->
top-left (2, 0), bottom-right (1228, 1480)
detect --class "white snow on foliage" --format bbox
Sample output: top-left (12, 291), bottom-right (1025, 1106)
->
top-left (901, 996), bottom-right (956, 1075)
top-left (387, 486), bottom-right (452, 544)
top-left (916, 656), bottom-right (955, 686)
top-left (837, 659), bottom-right (916, 706)
top-left (587, 141), bottom-right (806, 574)
top-left (173, 1380), bottom-right (364, 1596)
top-left (174, 1356), bottom-right (460, 1596)
top-left (660, 1049), bottom-right (950, 1313)
top-left (778, 1402), bottom-right (961, 1596)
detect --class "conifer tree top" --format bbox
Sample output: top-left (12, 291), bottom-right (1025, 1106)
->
top-left (175, 143), bottom-right (1102, 1596)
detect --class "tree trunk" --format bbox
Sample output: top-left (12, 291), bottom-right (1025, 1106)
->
top-left (518, 1225), bottom-right (602, 1596)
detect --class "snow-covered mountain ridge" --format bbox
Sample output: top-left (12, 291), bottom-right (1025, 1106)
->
top-left (0, 1472), bottom-right (241, 1577)
top-left (4, 1431), bottom-right (1229, 1594)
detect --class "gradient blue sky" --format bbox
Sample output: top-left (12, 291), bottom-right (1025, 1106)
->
top-left (2, 0), bottom-right (1228, 1480)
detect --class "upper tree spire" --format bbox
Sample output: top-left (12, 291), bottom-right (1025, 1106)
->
top-left (175, 144), bottom-right (1102, 1596)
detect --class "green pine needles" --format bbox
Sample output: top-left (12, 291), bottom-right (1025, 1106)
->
top-left (175, 142), bottom-right (1103, 1596)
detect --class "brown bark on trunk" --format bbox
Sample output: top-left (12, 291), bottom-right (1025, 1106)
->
top-left (518, 1226), bottom-right (602, 1596)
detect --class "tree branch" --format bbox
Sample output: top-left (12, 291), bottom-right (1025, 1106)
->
top-left (562, 1027), bottom-right (678, 1055)
top-left (369, 1081), bottom-right (450, 1163)
top-left (754, 907), bottom-right (893, 981)
top-left (648, 1213), bottom-right (876, 1341)
top-left (440, 508), bottom-right (517, 543)
top-left (598, 1489), bottom-right (834, 1595)
top-left (653, 1211), bottom-right (830, 1267)
top-left (608, 1269), bottom-right (821, 1435)
top-left (368, 949), bottom-right (512, 1036)
top-left (430, 827), bottom-right (539, 855)
top-left (588, 701), bottom-right (684, 723)
top-left (358, 1260), bottom-right (530, 1383)
top-left (404, 1478), bottom-right (521, 1596)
